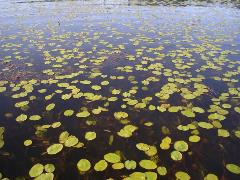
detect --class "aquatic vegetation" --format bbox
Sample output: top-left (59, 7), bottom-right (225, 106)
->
top-left (139, 160), bottom-right (157, 170)
top-left (104, 153), bottom-right (121, 163)
top-left (175, 171), bottom-right (190, 180)
top-left (174, 141), bottom-right (189, 152)
top-left (77, 159), bottom-right (91, 172)
top-left (0, 0), bottom-right (240, 179)
top-left (226, 164), bottom-right (240, 174)
top-left (94, 160), bottom-right (108, 172)
top-left (47, 144), bottom-right (63, 155)
top-left (157, 166), bottom-right (167, 176)
top-left (29, 164), bottom-right (44, 178)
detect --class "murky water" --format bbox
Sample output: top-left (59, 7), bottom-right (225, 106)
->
top-left (0, 0), bottom-right (240, 180)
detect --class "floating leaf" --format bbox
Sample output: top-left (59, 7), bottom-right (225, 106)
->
top-left (175, 171), bottom-right (190, 180)
top-left (47, 144), bottom-right (63, 155)
top-left (44, 164), bottom-right (55, 173)
top-left (85, 131), bottom-right (96, 141)
top-left (139, 160), bottom-right (157, 170)
top-left (171, 151), bottom-right (183, 161)
top-left (112, 163), bottom-right (124, 170)
top-left (218, 129), bottom-right (230, 137)
top-left (24, 139), bottom-right (32, 146)
top-left (16, 114), bottom-right (27, 122)
top-left (64, 109), bottom-right (74, 116)
top-left (77, 159), bottom-right (91, 172)
top-left (198, 122), bottom-right (213, 129)
top-left (204, 174), bottom-right (218, 180)
top-left (174, 141), bottom-right (188, 152)
top-left (64, 135), bottom-right (79, 147)
top-left (129, 172), bottom-right (146, 179)
top-left (29, 163), bottom-right (44, 178)
top-left (145, 172), bottom-right (157, 180)
top-left (46, 103), bottom-right (55, 111)
top-left (104, 153), bottom-right (121, 163)
top-left (226, 163), bottom-right (240, 174)
top-left (157, 166), bottom-right (167, 176)
top-left (76, 111), bottom-right (90, 118)
top-left (34, 173), bottom-right (54, 180)
top-left (29, 115), bottom-right (41, 121)
top-left (125, 160), bottom-right (137, 170)
top-left (189, 135), bottom-right (200, 142)
top-left (94, 160), bottom-right (108, 171)
top-left (114, 111), bottom-right (128, 120)
top-left (181, 110), bottom-right (195, 118)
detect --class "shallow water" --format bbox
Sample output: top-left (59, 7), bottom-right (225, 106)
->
top-left (0, 0), bottom-right (240, 180)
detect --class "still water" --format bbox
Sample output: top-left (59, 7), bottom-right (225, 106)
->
top-left (0, 0), bottom-right (240, 180)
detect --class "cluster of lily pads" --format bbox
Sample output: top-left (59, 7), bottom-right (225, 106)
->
top-left (0, 1), bottom-right (240, 180)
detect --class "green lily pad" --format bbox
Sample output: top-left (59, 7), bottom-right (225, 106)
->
top-left (114, 111), bottom-right (128, 120)
top-left (29, 163), bottom-right (44, 177)
top-left (64, 135), bottom-right (79, 147)
top-left (125, 160), bottom-right (137, 170)
top-left (85, 131), bottom-right (96, 141)
top-left (94, 160), bottom-right (108, 171)
top-left (59, 131), bottom-right (69, 144)
top-left (189, 135), bottom-right (200, 142)
top-left (16, 114), bottom-right (27, 122)
top-left (77, 159), bottom-right (91, 172)
top-left (171, 151), bottom-right (183, 161)
top-left (47, 144), bottom-right (63, 155)
top-left (29, 115), bottom-right (41, 121)
top-left (112, 163), bottom-right (124, 170)
top-left (136, 143), bottom-right (150, 151)
top-left (204, 173), bottom-right (218, 180)
top-left (174, 141), bottom-right (188, 152)
top-left (104, 153), bottom-right (121, 163)
top-left (76, 111), bottom-right (90, 118)
top-left (44, 164), bottom-right (55, 173)
top-left (129, 172), bottom-right (146, 179)
top-left (145, 172), bottom-right (157, 180)
top-left (181, 110), bottom-right (195, 118)
top-left (226, 163), bottom-right (240, 174)
top-left (34, 173), bottom-right (54, 180)
top-left (64, 109), bottom-right (74, 116)
top-left (198, 122), bottom-right (213, 129)
top-left (46, 103), bottom-right (55, 111)
top-left (24, 139), bottom-right (32, 146)
top-left (218, 129), bottom-right (230, 137)
top-left (234, 107), bottom-right (240, 113)
top-left (157, 166), bottom-right (167, 176)
top-left (139, 160), bottom-right (157, 170)
top-left (175, 171), bottom-right (190, 180)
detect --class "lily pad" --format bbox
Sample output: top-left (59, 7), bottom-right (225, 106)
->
top-left (44, 164), bottom-right (55, 173)
top-left (175, 171), bottom-right (190, 180)
top-left (226, 163), bottom-right (240, 174)
top-left (85, 131), bottom-right (96, 141)
top-left (204, 174), bottom-right (218, 180)
top-left (139, 160), bottom-right (157, 170)
top-left (174, 141), bottom-right (188, 152)
top-left (47, 144), bottom-right (63, 155)
top-left (94, 160), bottom-right (108, 171)
top-left (64, 135), bottom-right (79, 147)
top-left (171, 151), bottom-right (183, 161)
top-left (125, 160), bottom-right (137, 170)
top-left (34, 173), bottom-right (54, 180)
top-left (77, 159), bottom-right (91, 172)
top-left (29, 163), bottom-right (44, 178)
top-left (157, 166), bottom-right (167, 176)
top-left (104, 153), bottom-right (121, 163)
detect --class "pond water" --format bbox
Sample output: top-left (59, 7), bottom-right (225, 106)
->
top-left (0, 0), bottom-right (240, 180)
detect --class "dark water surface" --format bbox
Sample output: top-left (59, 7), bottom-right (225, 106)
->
top-left (0, 0), bottom-right (240, 180)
